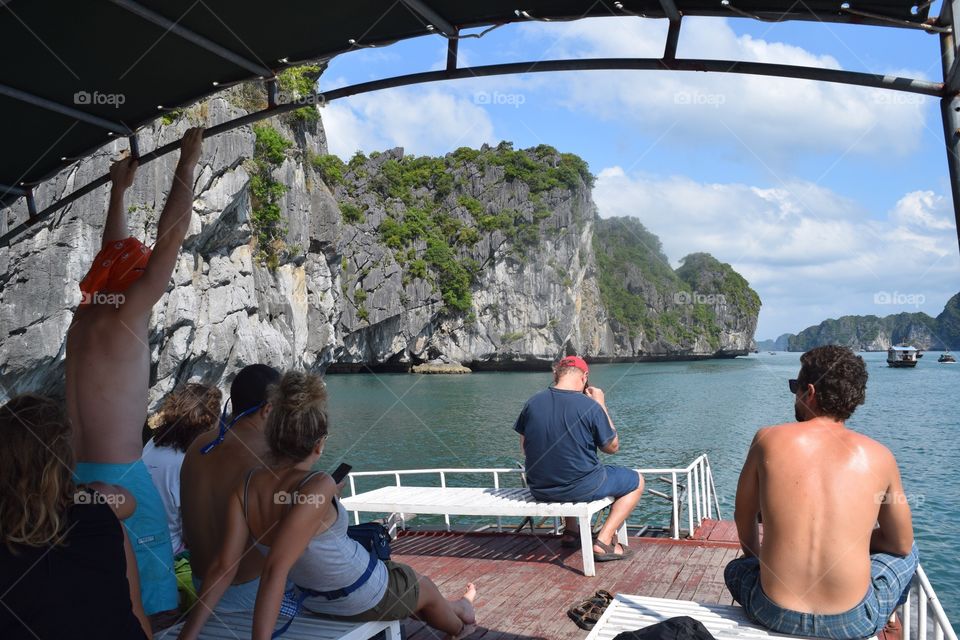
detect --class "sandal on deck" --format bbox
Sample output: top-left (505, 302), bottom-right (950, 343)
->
top-left (593, 538), bottom-right (633, 562)
top-left (566, 590), bottom-right (614, 630)
top-left (566, 600), bottom-right (604, 630)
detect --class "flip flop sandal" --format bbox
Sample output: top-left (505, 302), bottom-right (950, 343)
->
top-left (567, 599), bottom-right (606, 631)
top-left (592, 589), bottom-right (614, 604)
top-left (593, 538), bottom-right (633, 562)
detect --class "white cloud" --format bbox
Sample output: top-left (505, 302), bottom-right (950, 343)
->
top-left (593, 167), bottom-right (960, 337)
top-left (321, 89), bottom-right (497, 158)
top-left (515, 17), bottom-right (929, 157)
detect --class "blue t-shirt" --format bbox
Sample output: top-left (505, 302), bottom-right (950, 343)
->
top-left (513, 387), bottom-right (616, 502)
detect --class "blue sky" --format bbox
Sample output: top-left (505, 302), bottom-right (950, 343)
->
top-left (321, 11), bottom-right (959, 340)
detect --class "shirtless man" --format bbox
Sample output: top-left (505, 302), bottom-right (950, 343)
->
top-left (180, 364), bottom-right (279, 613)
top-left (66, 127), bottom-right (204, 618)
top-left (726, 345), bottom-right (917, 639)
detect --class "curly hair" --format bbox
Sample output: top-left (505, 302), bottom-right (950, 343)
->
top-left (265, 371), bottom-right (329, 462)
top-left (152, 383), bottom-right (222, 452)
top-left (0, 395), bottom-right (75, 551)
top-left (797, 345), bottom-right (868, 420)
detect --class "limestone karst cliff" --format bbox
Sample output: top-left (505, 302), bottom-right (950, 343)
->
top-left (0, 84), bottom-right (760, 406)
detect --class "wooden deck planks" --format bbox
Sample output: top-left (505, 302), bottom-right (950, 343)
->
top-left (392, 530), bottom-right (744, 640)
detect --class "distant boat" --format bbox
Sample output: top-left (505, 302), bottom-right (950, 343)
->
top-left (768, 351), bottom-right (776, 355)
top-left (888, 345), bottom-right (920, 368)
top-left (939, 352), bottom-right (957, 363)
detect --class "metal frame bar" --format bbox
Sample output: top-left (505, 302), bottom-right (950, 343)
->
top-left (940, 0), bottom-right (960, 254)
top-left (400, 0), bottom-right (458, 37)
top-left (108, 0), bottom-right (273, 78)
top-left (0, 83), bottom-right (130, 134)
top-left (0, 56), bottom-right (948, 246)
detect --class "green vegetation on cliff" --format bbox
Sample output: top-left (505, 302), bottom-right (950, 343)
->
top-left (783, 293), bottom-right (960, 351)
top-left (250, 124), bottom-right (292, 269)
top-left (320, 142), bottom-right (594, 314)
top-left (593, 217), bottom-right (760, 348)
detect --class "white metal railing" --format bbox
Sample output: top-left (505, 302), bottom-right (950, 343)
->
top-left (345, 454), bottom-right (722, 538)
top-left (900, 565), bottom-right (958, 640)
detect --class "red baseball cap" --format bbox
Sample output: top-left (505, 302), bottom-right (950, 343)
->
top-left (558, 355), bottom-right (589, 374)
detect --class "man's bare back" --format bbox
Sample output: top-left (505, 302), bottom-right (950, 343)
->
top-left (66, 129), bottom-right (203, 464)
top-left (732, 345), bottom-right (915, 621)
top-left (180, 420), bottom-right (270, 584)
top-left (740, 418), bottom-right (909, 613)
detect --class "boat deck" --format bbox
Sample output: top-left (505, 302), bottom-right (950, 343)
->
top-left (395, 518), bottom-right (743, 639)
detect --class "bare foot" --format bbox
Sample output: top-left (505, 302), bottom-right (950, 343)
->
top-left (450, 583), bottom-right (477, 632)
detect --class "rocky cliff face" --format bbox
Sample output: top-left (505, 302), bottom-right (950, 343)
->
top-left (782, 295), bottom-right (960, 351)
top-left (0, 86), bottom-right (760, 406)
top-left (0, 92), bottom-right (339, 406)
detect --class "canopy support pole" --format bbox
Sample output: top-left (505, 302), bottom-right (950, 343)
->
top-left (108, 0), bottom-right (273, 78)
top-left (659, 0), bottom-right (683, 60)
top-left (0, 83), bottom-right (130, 134)
top-left (25, 189), bottom-right (36, 220)
top-left (447, 31), bottom-right (460, 71)
top-left (940, 0), bottom-right (960, 253)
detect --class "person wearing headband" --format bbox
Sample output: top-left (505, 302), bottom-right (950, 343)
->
top-left (513, 355), bottom-right (645, 562)
top-left (180, 364), bottom-right (280, 613)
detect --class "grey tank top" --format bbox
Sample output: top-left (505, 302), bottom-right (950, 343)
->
top-left (244, 469), bottom-right (388, 616)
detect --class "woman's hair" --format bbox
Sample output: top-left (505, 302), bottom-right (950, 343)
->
top-left (265, 371), bottom-right (329, 462)
top-left (152, 383), bottom-right (222, 452)
top-left (0, 394), bottom-right (76, 550)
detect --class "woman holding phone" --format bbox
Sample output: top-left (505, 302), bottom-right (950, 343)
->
top-left (179, 371), bottom-right (477, 640)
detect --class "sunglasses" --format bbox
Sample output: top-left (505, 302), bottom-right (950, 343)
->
top-left (788, 379), bottom-right (799, 394)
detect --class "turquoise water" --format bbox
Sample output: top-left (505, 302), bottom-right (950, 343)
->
top-left (322, 352), bottom-right (960, 620)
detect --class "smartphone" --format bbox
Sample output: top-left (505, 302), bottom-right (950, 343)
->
top-left (331, 463), bottom-right (352, 483)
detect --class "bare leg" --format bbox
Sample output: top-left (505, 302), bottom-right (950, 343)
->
top-left (595, 476), bottom-right (644, 555)
top-left (414, 576), bottom-right (477, 638)
top-left (564, 516), bottom-right (580, 534)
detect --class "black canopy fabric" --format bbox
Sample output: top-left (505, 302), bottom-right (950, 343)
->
top-left (0, 0), bottom-right (935, 214)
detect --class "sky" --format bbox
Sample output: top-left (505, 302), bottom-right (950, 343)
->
top-left (319, 10), bottom-right (960, 340)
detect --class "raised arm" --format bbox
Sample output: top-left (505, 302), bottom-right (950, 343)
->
top-left (102, 156), bottom-right (138, 247)
top-left (120, 127), bottom-right (204, 318)
top-left (734, 430), bottom-right (764, 558)
top-left (178, 488), bottom-right (248, 640)
top-left (587, 387), bottom-right (619, 454)
top-left (252, 475), bottom-right (339, 640)
top-left (871, 450), bottom-right (914, 556)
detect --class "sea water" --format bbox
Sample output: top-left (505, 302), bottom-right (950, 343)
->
top-left (322, 352), bottom-right (959, 619)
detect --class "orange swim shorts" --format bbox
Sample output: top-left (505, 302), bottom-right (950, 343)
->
top-left (79, 237), bottom-right (152, 304)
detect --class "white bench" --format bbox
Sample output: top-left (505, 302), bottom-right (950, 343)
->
top-left (156, 611), bottom-right (401, 640)
top-left (340, 485), bottom-right (627, 576)
top-left (585, 594), bottom-right (873, 640)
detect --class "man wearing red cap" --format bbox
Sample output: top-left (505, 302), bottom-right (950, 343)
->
top-left (66, 128), bottom-right (204, 621)
top-left (514, 355), bottom-right (644, 561)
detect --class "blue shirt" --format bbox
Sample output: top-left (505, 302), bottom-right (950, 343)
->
top-left (513, 387), bottom-right (616, 502)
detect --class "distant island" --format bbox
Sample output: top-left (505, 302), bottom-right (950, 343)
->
top-left (757, 292), bottom-right (960, 351)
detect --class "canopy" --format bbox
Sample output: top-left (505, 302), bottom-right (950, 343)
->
top-left (1, 0), bottom-right (956, 249)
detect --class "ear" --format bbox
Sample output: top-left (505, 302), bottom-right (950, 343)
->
top-left (804, 383), bottom-right (818, 409)
top-left (260, 402), bottom-right (272, 418)
top-left (313, 439), bottom-right (324, 456)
